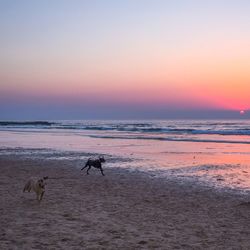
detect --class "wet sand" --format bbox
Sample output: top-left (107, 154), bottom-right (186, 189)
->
top-left (0, 155), bottom-right (250, 249)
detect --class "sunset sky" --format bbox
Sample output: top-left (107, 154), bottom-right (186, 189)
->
top-left (0, 0), bottom-right (250, 119)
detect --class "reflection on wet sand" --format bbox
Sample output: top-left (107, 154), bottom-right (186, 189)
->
top-left (1, 127), bottom-right (250, 193)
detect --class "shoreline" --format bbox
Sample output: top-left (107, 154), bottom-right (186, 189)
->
top-left (1, 147), bottom-right (250, 196)
top-left (1, 154), bottom-right (250, 249)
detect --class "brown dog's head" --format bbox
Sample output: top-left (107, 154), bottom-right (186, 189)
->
top-left (38, 179), bottom-right (45, 189)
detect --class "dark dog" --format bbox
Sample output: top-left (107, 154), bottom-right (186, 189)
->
top-left (81, 156), bottom-right (105, 176)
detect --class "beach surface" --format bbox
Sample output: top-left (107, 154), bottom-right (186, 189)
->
top-left (0, 154), bottom-right (250, 249)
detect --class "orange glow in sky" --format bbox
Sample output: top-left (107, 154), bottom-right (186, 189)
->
top-left (0, 1), bottom-right (250, 119)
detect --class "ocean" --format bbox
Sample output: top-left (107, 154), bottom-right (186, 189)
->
top-left (1, 119), bottom-right (250, 194)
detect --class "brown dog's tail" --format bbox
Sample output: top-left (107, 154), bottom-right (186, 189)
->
top-left (23, 182), bottom-right (29, 192)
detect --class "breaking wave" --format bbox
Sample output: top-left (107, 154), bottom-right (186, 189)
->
top-left (1, 120), bottom-right (250, 137)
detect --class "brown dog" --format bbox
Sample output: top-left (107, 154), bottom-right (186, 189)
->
top-left (23, 176), bottom-right (48, 201)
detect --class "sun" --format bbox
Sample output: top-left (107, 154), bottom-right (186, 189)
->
top-left (240, 110), bottom-right (245, 115)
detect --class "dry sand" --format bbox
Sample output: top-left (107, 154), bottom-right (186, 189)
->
top-left (0, 155), bottom-right (250, 250)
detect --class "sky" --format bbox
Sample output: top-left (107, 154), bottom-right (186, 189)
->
top-left (0, 0), bottom-right (250, 119)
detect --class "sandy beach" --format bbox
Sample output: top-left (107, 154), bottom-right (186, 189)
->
top-left (0, 154), bottom-right (250, 249)
top-left (2, 0), bottom-right (250, 248)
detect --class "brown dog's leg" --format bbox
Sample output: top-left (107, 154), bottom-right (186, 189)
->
top-left (40, 191), bottom-right (45, 201)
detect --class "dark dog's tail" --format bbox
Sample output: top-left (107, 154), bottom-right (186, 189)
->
top-left (81, 159), bottom-right (89, 170)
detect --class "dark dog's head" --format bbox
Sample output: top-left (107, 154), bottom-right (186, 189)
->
top-left (99, 156), bottom-right (105, 163)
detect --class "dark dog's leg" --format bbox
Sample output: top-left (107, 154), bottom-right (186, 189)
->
top-left (81, 163), bottom-right (88, 171)
top-left (86, 166), bottom-right (91, 175)
top-left (100, 166), bottom-right (105, 176)
top-left (81, 165), bottom-right (87, 171)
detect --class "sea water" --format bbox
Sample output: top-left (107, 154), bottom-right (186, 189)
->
top-left (1, 120), bottom-right (250, 193)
